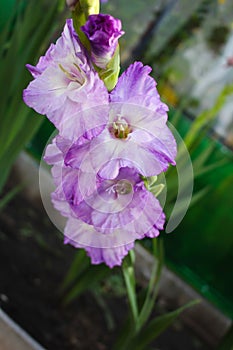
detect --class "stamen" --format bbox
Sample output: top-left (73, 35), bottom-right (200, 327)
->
top-left (115, 180), bottom-right (132, 195)
top-left (111, 116), bottom-right (132, 139)
top-left (106, 180), bottom-right (133, 196)
top-left (113, 122), bottom-right (118, 130)
top-left (73, 62), bottom-right (82, 73)
top-left (59, 63), bottom-right (85, 85)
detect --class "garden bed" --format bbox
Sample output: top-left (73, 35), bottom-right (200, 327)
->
top-left (0, 159), bottom-right (219, 350)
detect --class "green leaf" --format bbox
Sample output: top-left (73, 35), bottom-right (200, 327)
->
top-left (0, 0), bottom-right (59, 193)
top-left (92, 289), bottom-right (115, 331)
top-left (189, 187), bottom-right (210, 207)
top-left (192, 143), bottom-right (215, 172)
top-left (165, 186), bottom-right (209, 220)
top-left (122, 251), bottom-right (139, 323)
top-left (63, 264), bottom-right (110, 305)
top-left (0, 185), bottom-right (23, 211)
top-left (169, 98), bottom-right (190, 128)
top-left (60, 249), bottom-right (89, 292)
top-left (136, 240), bottom-right (164, 331)
top-left (184, 84), bottom-right (233, 150)
top-left (112, 315), bottom-right (134, 350)
top-left (131, 299), bottom-right (200, 350)
top-left (194, 159), bottom-right (229, 178)
top-left (96, 45), bottom-right (121, 91)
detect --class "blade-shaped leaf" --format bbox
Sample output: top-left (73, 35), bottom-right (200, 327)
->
top-left (194, 159), bottom-right (229, 178)
top-left (63, 264), bottom-right (110, 305)
top-left (131, 299), bottom-right (200, 350)
top-left (192, 143), bottom-right (215, 172)
top-left (60, 249), bottom-right (90, 292)
top-left (0, 184), bottom-right (23, 211)
top-left (137, 240), bottom-right (164, 330)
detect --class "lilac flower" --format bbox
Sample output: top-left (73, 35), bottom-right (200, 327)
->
top-left (44, 137), bottom-right (165, 268)
top-left (39, 59), bottom-right (175, 268)
top-left (65, 62), bottom-right (177, 179)
top-left (23, 19), bottom-right (109, 142)
top-left (81, 14), bottom-right (124, 68)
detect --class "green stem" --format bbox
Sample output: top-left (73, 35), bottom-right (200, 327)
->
top-left (122, 250), bottom-right (138, 325)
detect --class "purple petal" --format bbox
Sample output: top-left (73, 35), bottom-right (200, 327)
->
top-left (67, 166), bottom-right (165, 236)
top-left (66, 128), bottom-right (171, 178)
top-left (44, 136), bottom-right (166, 268)
top-left (64, 220), bottom-right (134, 268)
top-left (110, 61), bottom-right (168, 114)
top-left (23, 19), bottom-right (109, 143)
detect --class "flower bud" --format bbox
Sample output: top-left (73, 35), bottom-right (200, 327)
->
top-left (81, 14), bottom-right (124, 69)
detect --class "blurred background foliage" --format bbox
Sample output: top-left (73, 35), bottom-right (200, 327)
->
top-left (0, 0), bottom-right (66, 193)
top-left (0, 0), bottom-right (232, 321)
top-left (100, 0), bottom-right (233, 318)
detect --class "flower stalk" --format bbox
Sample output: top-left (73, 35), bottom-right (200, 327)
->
top-left (70, 0), bottom-right (100, 50)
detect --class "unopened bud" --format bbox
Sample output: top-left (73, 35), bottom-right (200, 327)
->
top-left (81, 14), bottom-right (124, 69)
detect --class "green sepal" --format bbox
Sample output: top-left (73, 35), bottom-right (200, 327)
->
top-left (80, 0), bottom-right (99, 17)
top-left (150, 183), bottom-right (165, 197)
top-left (95, 45), bottom-right (121, 91)
top-left (71, 0), bottom-right (99, 50)
top-left (144, 176), bottom-right (165, 198)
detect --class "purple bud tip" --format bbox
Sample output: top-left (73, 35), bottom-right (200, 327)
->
top-left (81, 14), bottom-right (124, 68)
